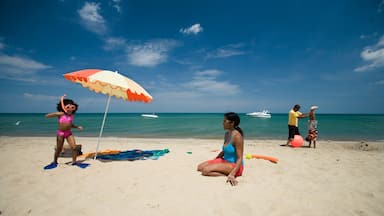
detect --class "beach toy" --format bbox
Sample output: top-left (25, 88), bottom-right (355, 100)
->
top-left (245, 154), bottom-right (279, 163)
top-left (291, 135), bottom-right (304, 147)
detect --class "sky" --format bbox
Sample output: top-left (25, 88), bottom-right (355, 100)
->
top-left (0, 0), bottom-right (384, 114)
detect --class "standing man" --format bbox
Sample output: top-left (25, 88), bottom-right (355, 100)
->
top-left (281, 104), bottom-right (308, 146)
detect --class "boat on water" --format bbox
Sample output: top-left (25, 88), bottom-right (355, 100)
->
top-left (246, 110), bottom-right (271, 118)
top-left (141, 113), bottom-right (159, 119)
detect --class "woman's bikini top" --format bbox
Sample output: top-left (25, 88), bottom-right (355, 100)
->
top-left (58, 114), bottom-right (74, 124)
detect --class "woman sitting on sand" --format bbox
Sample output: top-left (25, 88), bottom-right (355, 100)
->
top-left (197, 112), bottom-right (244, 186)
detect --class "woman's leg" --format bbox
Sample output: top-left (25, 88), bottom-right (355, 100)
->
top-left (66, 135), bottom-right (77, 164)
top-left (54, 136), bottom-right (65, 163)
top-left (201, 162), bottom-right (233, 176)
top-left (197, 161), bottom-right (210, 172)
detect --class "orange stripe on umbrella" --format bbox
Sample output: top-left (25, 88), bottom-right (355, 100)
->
top-left (64, 69), bottom-right (102, 82)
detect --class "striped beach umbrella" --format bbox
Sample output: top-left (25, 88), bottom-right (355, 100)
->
top-left (64, 69), bottom-right (153, 159)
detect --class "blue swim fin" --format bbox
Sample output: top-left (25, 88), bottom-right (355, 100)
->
top-left (73, 163), bottom-right (90, 169)
top-left (44, 162), bottom-right (58, 170)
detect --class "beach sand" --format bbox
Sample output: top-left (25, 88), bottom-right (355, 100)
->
top-left (0, 136), bottom-right (383, 216)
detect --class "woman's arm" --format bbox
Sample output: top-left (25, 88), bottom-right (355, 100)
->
top-left (227, 131), bottom-right (244, 185)
top-left (215, 151), bottom-right (224, 159)
top-left (45, 112), bottom-right (64, 118)
top-left (216, 131), bottom-right (229, 159)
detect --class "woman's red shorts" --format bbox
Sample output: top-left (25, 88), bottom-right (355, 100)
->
top-left (207, 158), bottom-right (244, 177)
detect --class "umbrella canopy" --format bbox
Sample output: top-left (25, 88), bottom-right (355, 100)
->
top-left (64, 69), bottom-right (152, 102)
top-left (64, 69), bottom-right (153, 159)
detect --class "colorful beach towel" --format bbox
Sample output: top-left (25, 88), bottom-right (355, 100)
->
top-left (97, 149), bottom-right (170, 161)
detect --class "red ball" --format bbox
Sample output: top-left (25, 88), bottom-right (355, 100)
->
top-left (291, 135), bottom-right (304, 147)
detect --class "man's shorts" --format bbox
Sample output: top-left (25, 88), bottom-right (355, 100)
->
top-left (288, 125), bottom-right (299, 139)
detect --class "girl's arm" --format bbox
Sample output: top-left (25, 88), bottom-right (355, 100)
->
top-left (72, 124), bottom-right (83, 131)
top-left (45, 112), bottom-right (64, 118)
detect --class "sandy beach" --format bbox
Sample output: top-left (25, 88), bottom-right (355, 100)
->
top-left (0, 136), bottom-right (383, 216)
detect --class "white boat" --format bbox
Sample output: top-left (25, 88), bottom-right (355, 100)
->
top-left (246, 110), bottom-right (271, 118)
top-left (141, 113), bottom-right (159, 119)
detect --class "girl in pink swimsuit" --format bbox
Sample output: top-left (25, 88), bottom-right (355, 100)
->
top-left (45, 95), bottom-right (83, 166)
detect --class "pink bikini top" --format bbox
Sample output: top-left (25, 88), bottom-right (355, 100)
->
top-left (58, 114), bottom-right (74, 124)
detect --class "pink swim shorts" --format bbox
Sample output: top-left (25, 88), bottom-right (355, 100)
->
top-left (56, 130), bottom-right (72, 138)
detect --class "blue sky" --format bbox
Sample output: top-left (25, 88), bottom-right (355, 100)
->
top-left (0, 0), bottom-right (384, 114)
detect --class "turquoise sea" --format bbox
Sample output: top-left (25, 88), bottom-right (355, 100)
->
top-left (0, 113), bottom-right (383, 141)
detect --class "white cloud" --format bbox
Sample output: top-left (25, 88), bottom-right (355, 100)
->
top-left (142, 69), bottom-right (242, 112)
top-left (111, 0), bottom-right (121, 13)
top-left (180, 23), bottom-right (203, 35)
top-left (360, 32), bottom-right (378, 40)
top-left (0, 42), bottom-right (4, 50)
top-left (206, 44), bottom-right (246, 59)
top-left (149, 70), bottom-right (240, 97)
top-left (0, 54), bottom-right (50, 70)
top-left (372, 80), bottom-right (384, 85)
top-left (126, 39), bottom-right (180, 67)
top-left (354, 35), bottom-right (384, 72)
top-left (78, 2), bottom-right (107, 35)
top-left (195, 69), bottom-right (221, 77)
top-left (378, 36), bottom-right (384, 46)
top-left (185, 69), bottom-right (240, 95)
top-left (103, 37), bottom-right (127, 51)
top-left (23, 93), bottom-right (58, 101)
top-left (0, 54), bottom-right (51, 81)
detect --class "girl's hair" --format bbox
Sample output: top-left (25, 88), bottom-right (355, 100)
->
top-left (56, 99), bottom-right (78, 114)
top-left (224, 112), bottom-right (244, 137)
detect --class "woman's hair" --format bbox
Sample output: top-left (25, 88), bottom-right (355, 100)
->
top-left (56, 99), bottom-right (78, 113)
top-left (224, 112), bottom-right (244, 137)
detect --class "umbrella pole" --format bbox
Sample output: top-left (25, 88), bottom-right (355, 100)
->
top-left (94, 95), bottom-right (112, 160)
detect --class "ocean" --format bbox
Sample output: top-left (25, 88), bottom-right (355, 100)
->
top-left (1, 113), bottom-right (383, 141)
